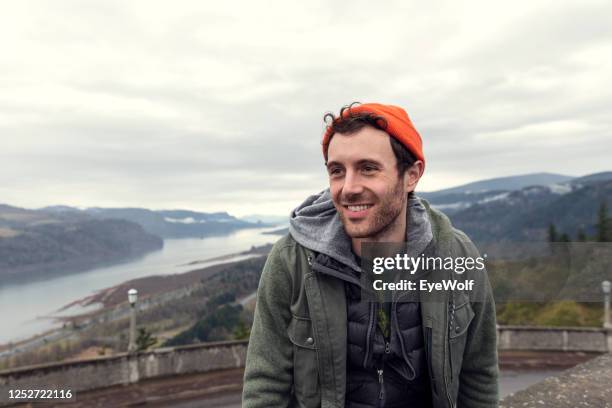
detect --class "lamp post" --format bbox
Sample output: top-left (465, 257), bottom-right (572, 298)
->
top-left (128, 289), bottom-right (138, 353)
top-left (603, 281), bottom-right (611, 329)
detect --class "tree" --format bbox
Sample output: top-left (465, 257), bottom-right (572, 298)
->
top-left (136, 327), bottom-right (157, 351)
top-left (548, 223), bottom-right (559, 255)
top-left (597, 201), bottom-right (610, 242)
top-left (548, 224), bottom-right (558, 242)
top-left (233, 320), bottom-right (251, 340)
top-left (576, 228), bottom-right (587, 242)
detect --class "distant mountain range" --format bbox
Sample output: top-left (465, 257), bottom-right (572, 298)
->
top-left (0, 204), bottom-right (163, 283)
top-left (239, 214), bottom-right (288, 225)
top-left (41, 207), bottom-right (268, 239)
top-left (420, 171), bottom-right (612, 243)
top-left (0, 204), bottom-right (269, 282)
top-left (421, 172), bottom-right (574, 198)
top-left (3, 171), bottom-right (610, 282)
top-left (419, 172), bottom-right (574, 213)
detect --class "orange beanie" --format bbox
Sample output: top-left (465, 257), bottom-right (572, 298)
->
top-left (322, 103), bottom-right (425, 167)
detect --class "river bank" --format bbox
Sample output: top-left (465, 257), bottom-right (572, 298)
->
top-left (0, 245), bottom-right (272, 361)
top-left (0, 227), bottom-right (281, 345)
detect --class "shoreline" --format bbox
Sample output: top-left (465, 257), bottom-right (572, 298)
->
top-left (0, 240), bottom-right (164, 287)
top-left (0, 244), bottom-right (273, 355)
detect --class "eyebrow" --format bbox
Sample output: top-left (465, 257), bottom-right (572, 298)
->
top-left (326, 159), bottom-right (383, 169)
top-left (356, 159), bottom-right (383, 167)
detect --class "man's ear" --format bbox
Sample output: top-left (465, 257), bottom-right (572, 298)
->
top-left (403, 160), bottom-right (424, 192)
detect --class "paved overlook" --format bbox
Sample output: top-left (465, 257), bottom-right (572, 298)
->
top-left (500, 352), bottom-right (612, 407)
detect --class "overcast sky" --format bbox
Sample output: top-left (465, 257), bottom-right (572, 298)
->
top-left (1, 0), bottom-right (611, 216)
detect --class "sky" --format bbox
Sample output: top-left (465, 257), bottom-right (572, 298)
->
top-left (1, 0), bottom-right (611, 217)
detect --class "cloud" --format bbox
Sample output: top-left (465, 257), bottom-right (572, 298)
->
top-left (0, 0), bottom-right (611, 216)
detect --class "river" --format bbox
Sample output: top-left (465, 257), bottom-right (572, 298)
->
top-left (0, 227), bottom-right (282, 344)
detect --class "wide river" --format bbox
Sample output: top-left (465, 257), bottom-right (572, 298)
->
top-left (0, 227), bottom-right (283, 344)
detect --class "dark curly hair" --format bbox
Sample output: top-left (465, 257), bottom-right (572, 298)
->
top-left (323, 102), bottom-right (417, 177)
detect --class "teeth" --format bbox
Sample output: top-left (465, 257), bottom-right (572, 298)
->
top-left (347, 205), bottom-right (372, 211)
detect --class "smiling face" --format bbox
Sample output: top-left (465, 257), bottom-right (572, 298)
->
top-left (326, 125), bottom-right (412, 242)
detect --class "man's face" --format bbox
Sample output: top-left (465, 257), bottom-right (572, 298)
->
top-left (326, 125), bottom-right (408, 239)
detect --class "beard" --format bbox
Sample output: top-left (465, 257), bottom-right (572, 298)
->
top-left (336, 179), bottom-right (407, 240)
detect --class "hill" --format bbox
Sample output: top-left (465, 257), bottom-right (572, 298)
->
top-left (419, 172), bottom-right (575, 214)
top-left (41, 207), bottom-right (265, 239)
top-left (421, 172), bottom-right (573, 197)
top-left (448, 177), bottom-right (612, 243)
top-left (0, 204), bottom-right (163, 283)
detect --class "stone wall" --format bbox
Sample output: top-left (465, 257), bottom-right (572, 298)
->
top-left (0, 340), bottom-right (248, 406)
top-left (2, 327), bottom-right (611, 405)
top-left (497, 325), bottom-right (612, 352)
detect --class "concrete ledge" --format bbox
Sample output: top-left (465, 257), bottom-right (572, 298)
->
top-left (500, 352), bottom-right (612, 407)
top-left (499, 325), bottom-right (609, 332)
top-left (0, 340), bottom-right (248, 406)
top-left (1, 327), bottom-right (610, 406)
top-left (497, 325), bottom-right (612, 352)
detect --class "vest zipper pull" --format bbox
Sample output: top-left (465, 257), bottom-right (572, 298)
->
top-left (377, 368), bottom-right (384, 400)
top-left (385, 341), bottom-right (390, 354)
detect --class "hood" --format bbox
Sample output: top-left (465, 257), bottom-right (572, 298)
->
top-left (289, 188), bottom-right (434, 272)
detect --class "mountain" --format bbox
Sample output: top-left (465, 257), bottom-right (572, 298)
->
top-left (419, 172), bottom-right (576, 215)
top-left (0, 205), bottom-right (163, 283)
top-left (39, 205), bottom-right (82, 214)
top-left (447, 175), bottom-right (612, 243)
top-left (421, 172), bottom-right (574, 197)
top-left (239, 214), bottom-right (288, 225)
top-left (82, 208), bottom-right (265, 238)
top-left (569, 171), bottom-right (612, 186)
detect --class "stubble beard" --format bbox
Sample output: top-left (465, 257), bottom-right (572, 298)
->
top-left (338, 179), bottom-right (407, 240)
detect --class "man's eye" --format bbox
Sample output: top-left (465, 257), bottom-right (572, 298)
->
top-left (362, 165), bottom-right (377, 173)
top-left (329, 168), bottom-right (343, 176)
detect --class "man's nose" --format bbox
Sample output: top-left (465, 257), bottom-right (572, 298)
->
top-left (342, 170), bottom-right (364, 196)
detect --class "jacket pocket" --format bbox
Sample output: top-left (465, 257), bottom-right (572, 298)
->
top-left (448, 301), bottom-right (475, 381)
top-left (448, 301), bottom-right (475, 340)
top-left (287, 315), bottom-right (321, 405)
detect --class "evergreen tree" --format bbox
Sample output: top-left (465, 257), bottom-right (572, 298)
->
top-left (233, 320), bottom-right (251, 340)
top-left (548, 224), bottom-right (558, 243)
top-left (136, 327), bottom-right (157, 351)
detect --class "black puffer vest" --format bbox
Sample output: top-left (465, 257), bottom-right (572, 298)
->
top-left (312, 254), bottom-right (431, 408)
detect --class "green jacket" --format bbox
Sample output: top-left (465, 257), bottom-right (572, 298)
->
top-left (242, 204), bottom-right (499, 408)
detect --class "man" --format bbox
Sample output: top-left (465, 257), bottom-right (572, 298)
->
top-left (242, 103), bottom-right (499, 407)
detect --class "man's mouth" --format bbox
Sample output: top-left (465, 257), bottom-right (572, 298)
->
top-left (346, 204), bottom-right (373, 211)
top-left (343, 204), bottom-right (373, 218)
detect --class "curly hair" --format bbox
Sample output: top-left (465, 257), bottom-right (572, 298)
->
top-left (323, 102), bottom-right (417, 177)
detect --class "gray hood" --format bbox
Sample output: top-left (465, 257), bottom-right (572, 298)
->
top-left (289, 188), bottom-right (433, 272)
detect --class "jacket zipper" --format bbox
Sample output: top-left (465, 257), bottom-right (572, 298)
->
top-left (448, 298), bottom-right (455, 381)
top-left (377, 326), bottom-right (390, 407)
top-left (389, 291), bottom-right (418, 380)
top-left (443, 297), bottom-right (454, 408)
top-left (377, 367), bottom-right (385, 406)
top-left (363, 302), bottom-right (377, 367)
top-left (425, 327), bottom-right (436, 395)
